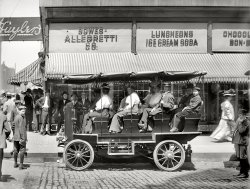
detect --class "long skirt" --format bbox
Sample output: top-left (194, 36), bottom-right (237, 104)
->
top-left (210, 119), bottom-right (232, 141)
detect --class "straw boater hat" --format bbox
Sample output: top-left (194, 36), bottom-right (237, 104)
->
top-left (18, 105), bottom-right (26, 110)
top-left (193, 87), bottom-right (201, 91)
top-left (163, 82), bottom-right (171, 87)
top-left (223, 89), bottom-right (236, 96)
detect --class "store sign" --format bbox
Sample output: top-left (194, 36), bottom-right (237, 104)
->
top-left (0, 17), bottom-right (42, 41)
top-left (49, 23), bottom-right (132, 52)
top-left (212, 23), bottom-right (250, 52)
top-left (137, 23), bottom-right (207, 53)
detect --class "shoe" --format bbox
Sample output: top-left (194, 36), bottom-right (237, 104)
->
top-left (233, 172), bottom-right (243, 177)
top-left (10, 151), bottom-right (13, 156)
top-left (41, 131), bottom-right (45, 135)
top-left (170, 127), bottom-right (179, 132)
top-left (19, 164), bottom-right (25, 170)
top-left (46, 131), bottom-right (51, 135)
top-left (237, 174), bottom-right (249, 178)
top-left (14, 163), bottom-right (18, 168)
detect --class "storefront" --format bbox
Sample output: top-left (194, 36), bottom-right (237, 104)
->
top-left (39, 0), bottom-right (250, 129)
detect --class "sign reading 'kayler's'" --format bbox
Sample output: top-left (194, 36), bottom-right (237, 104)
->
top-left (49, 23), bottom-right (131, 52)
top-left (212, 23), bottom-right (250, 52)
top-left (137, 23), bottom-right (207, 53)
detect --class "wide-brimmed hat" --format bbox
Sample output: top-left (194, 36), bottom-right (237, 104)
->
top-left (223, 89), bottom-right (236, 96)
top-left (6, 92), bottom-right (12, 97)
top-left (101, 83), bottom-right (110, 89)
top-left (186, 83), bottom-right (194, 89)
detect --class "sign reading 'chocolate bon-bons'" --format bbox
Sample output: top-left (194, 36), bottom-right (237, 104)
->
top-left (49, 23), bottom-right (132, 52)
top-left (212, 23), bottom-right (250, 52)
top-left (136, 23), bottom-right (207, 53)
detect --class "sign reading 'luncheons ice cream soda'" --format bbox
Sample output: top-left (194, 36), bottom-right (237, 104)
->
top-left (49, 23), bottom-right (132, 52)
top-left (212, 23), bottom-right (250, 52)
top-left (136, 23), bottom-right (207, 53)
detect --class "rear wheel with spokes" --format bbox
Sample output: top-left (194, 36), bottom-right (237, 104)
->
top-left (153, 140), bottom-right (185, 171)
top-left (64, 139), bottom-right (94, 171)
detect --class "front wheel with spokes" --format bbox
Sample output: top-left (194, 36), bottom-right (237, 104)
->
top-left (64, 139), bottom-right (94, 171)
top-left (153, 140), bottom-right (185, 171)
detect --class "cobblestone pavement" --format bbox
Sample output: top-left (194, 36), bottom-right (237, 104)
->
top-left (1, 160), bottom-right (250, 189)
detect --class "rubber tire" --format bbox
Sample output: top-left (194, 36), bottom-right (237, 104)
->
top-left (153, 140), bottom-right (185, 171)
top-left (64, 139), bottom-right (94, 171)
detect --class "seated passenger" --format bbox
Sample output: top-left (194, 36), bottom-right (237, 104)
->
top-left (82, 83), bottom-right (112, 134)
top-left (161, 82), bottom-right (175, 112)
top-left (138, 82), bottom-right (162, 133)
top-left (170, 87), bottom-right (202, 132)
top-left (169, 84), bottom-right (193, 124)
top-left (109, 85), bottom-right (140, 133)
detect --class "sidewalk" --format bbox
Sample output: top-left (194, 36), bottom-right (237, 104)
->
top-left (4, 132), bottom-right (235, 162)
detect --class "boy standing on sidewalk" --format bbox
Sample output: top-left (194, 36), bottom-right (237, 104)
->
top-left (232, 110), bottom-right (250, 178)
top-left (13, 105), bottom-right (27, 170)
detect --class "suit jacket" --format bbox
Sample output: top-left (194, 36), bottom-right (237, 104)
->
top-left (186, 94), bottom-right (202, 112)
top-left (0, 111), bottom-right (11, 148)
top-left (36, 96), bottom-right (54, 112)
top-left (13, 114), bottom-right (27, 143)
top-left (58, 99), bottom-right (70, 115)
top-left (65, 101), bottom-right (83, 118)
top-left (232, 117), bottom-right (250, 146)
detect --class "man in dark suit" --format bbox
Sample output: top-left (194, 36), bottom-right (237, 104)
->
top-left (65, 92), bottom-right (83, 134)
top-left (170, 87), bottom-right (202, 132)
top-left (36, 90), bottom-right (54, 135)
top-left (13, 105), bottom-right (27, 170)
top-left (24, 88), bottom-right (33, 131)
top-left (57, 91), bottom-right (70, 133)
top-left (232, 110), bottom-right (250, 178)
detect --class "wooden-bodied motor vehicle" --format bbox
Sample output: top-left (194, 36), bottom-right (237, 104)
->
top-left (60, 70), bottom-right (207, 171)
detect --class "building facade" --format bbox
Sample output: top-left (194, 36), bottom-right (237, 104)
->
top-left (39, 0), bottom-right (250, 128)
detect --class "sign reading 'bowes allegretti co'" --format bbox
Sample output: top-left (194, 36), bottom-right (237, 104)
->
top-left (212, 23), bottom-right (250, 52)
top-left (49, 23), bottom-right (132, 52)
top-left (0, 17), bottom-right (42, 41)
top-left (136, 23), bottom-right (207, 53)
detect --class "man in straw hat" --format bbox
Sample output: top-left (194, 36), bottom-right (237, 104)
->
top-left (170, 86), bottom-right (202, 132)
top-left (82, 83), bottom-right (112, 134)
top-left (232, 109), bottom-right (250, 178)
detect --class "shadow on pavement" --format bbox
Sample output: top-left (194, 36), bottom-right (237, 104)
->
top-left (0, 175), bottom-right (16, 182)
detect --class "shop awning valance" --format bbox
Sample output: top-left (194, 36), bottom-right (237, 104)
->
top-left (46, 53), bottom-right (250, 83)
top-left (8, 57), bottom-right (44, 86)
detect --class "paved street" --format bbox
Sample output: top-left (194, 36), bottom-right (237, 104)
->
top-left (1, 159), bottom-right (250, 189)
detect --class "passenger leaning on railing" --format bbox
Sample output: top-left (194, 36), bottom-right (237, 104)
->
top-left (109, 85), bottom-right (140, 133)
top-left (82, 83), bottom-right (113, 134)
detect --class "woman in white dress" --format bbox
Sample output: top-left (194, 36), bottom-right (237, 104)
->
top-left (210, 89), bottom-right (236, 142)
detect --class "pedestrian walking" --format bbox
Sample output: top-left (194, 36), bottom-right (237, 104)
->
top-left (232, 110), bottom-right (250, 178)
top-left (210, 89), bottom-right (236, 142)
top-left (0, 105), bottom-right (11, 180)
top-left (13, 105), bottom-right (27, 170)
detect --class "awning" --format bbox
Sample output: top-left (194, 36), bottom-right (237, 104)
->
top-left (46, 53), bottom-right (250, 83)
top-left (8, 57), bottom-right (44, 86)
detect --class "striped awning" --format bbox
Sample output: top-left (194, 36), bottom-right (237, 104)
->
top-left (8, 57), bottom-right (44, 86)
top-left (46, 53), bottom-right (250, 83)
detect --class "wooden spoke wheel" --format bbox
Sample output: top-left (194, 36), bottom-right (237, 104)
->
top-left (64, 139), bottom-right (94, 171)
top-left (153, 140), bottom-right (185, 171)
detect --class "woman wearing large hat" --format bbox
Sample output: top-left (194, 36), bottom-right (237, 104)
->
top-left (210, 89), bottom-right (236, 142)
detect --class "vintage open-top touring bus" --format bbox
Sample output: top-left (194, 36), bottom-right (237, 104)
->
top-left (60, 70), bottom-right (207, 171)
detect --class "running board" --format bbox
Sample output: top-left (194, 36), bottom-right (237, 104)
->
top-left (107, 139), bottom-right (135, 155)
